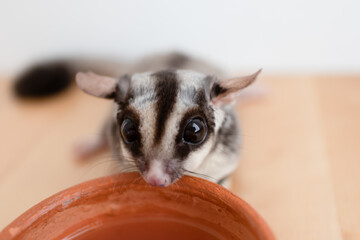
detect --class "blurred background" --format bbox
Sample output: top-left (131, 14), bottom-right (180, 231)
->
top-left (1, 1), bottom-right (359, 240)
top-left (1, 0), bottom-right (359, 75)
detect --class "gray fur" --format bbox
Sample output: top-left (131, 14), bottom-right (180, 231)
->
top-left (76, 52), bottom-right (257, 187)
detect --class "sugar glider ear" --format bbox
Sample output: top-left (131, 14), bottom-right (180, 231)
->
top-left (210, 69), bottom-right (262, 106)
top-left (76, 71), bottom-right (118, 99)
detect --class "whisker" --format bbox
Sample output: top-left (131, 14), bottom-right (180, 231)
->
top-left (182, 168), bottom-right (218, 182)
top-left (78, 159), bottom-right (118, 181)
top-left (112, 170), bottom-right (141, 193)
top-left (174, 169), bottom-right (186, 189)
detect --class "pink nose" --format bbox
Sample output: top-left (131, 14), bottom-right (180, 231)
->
top-left (147, 176), bottom-right (166, 187)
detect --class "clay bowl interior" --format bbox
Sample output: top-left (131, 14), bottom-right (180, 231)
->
top-left (1, 172), bottom-right (275, 240)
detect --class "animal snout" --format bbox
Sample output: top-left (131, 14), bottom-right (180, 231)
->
top-left (146, 175), bottom-right (167, 187)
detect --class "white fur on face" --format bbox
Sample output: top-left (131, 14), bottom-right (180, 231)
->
top-left (120, 70), bottom-right (228, 182)
top-left (183, 138), bottom-right (214, 171)
top-left (177, 70), bottom-right (207, 89)
top-left (183, 107), bottom-right (225, 172)
top-left (131, 72), bottom-right (154, 88)
top-left (132, 73), bottom-right (156, 107)
top-left (137, 101), bottom-right (158, 157)
top-left (129, 73), bottom-right (158, 159)
top-left (128, 70), bottom-right (210, 162)
top-left (143, 159), bottom-right (171, 186)
top-left (212, 106), bottom-right (226, 132)
top-left (193, 107), bottom-right (240, 181)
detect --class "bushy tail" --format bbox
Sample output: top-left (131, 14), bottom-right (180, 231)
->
top-left (12, 56), bottom-right (130, 98)
top-left (13, 61), bottom-right (73, 98)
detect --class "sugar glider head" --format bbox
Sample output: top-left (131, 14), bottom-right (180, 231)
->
top-left (76, 69), bottom-right (261, 187)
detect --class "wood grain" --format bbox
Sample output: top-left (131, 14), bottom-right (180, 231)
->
top-left (0, 75), bottom-right (359, 239)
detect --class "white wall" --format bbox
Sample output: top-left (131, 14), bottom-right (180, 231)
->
top-left (1, 0), bottom-right (359, 74)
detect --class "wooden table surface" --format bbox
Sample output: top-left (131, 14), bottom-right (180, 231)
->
top-left (0, 75), bottom-right (359, 240)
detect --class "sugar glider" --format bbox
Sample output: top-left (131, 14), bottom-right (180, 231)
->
top-left (14, 52), bottom-right (261, 187)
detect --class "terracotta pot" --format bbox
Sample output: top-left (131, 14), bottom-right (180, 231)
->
top-left (1, 172), bottom-right (275, 240)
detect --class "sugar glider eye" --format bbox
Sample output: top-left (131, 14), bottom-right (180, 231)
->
top-left (183, 118), bottom-right (207, 145)
top-left (121, 118), bottom-right (138, 143)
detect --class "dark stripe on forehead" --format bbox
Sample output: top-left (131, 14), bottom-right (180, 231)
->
top-left (115, 74), bottom-right (132, 107)
top-left (152, 70), bottom-right (179, 145)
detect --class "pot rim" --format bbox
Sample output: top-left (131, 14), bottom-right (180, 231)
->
top-left (0, 172), bottom-right (275, 240)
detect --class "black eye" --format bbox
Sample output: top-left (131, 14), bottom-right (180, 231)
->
top-left (121, 118), bottom-right (138, 143)
top-left (183, 118), bottom-right (207, 145)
